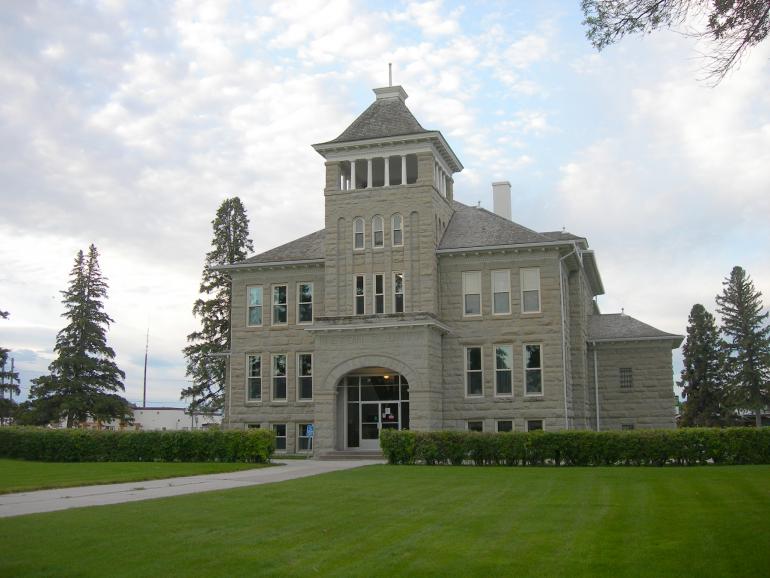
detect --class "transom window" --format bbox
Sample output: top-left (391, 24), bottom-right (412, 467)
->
top-left (372, 215), bottom-right (384, 248)
top-left (524, 344), bottom-right (543, 395)
top-left (297, 283), bottom-right (313, 324)
top-left (272, 354), bottom-right (287, 401)
top-left (355, 275), bottom-right (365, 315)
top-left (492, 270), bottom-right (511, 315)
top-left (272, 423), bottom-right (287, 451)
top-left (620, 368), bottom-right (633, 389)
top-left (495, 345), bottom-right (513, 396)
top-left (272, 285), bottom-right (287, 325)
top-left (393, 272), bottom-right (404, 313)
top-left (297, 353), bottom-right (313, 401)
top-left (247, 355), bottom-right (261, 401)
top-left (354, 218), bottom-right (364, 250)
top-left (465, 346), bottom-right (483, 397)
top-left (392, 214), bottom-right (403, 246)
top-left (462, 271), bottom-right (482, 316)
top-left (374, 274), bottom-right (384, 313)
top-left (521, 268), bottom-right (541, 313)
top-left (247, 286), bottom-right (263, 326)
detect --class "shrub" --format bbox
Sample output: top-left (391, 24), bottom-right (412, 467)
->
top-left (0, 427), bottom-right (274, 463)
top-left (379, 427), bottom-right (770, 466)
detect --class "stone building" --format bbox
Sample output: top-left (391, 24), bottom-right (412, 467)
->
top-left (219, 85), bottom-right (683, 455)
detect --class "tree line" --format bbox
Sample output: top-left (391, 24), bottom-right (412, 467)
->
top-left (680, 266), bottom-right (770, 427)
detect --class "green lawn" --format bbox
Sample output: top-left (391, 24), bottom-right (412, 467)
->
top-left (0, 459), bottom-right (269, 494)
top-left (1, 466), bottom-right (768, 577)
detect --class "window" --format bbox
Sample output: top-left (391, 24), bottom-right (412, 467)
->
top-left (354, 218), bottom-right (364, 250)
top-left (467, 420), bottom-right (484, 432)
top-left (521, 268), bottom-right (541, 313)
top-left (462, 271), bottom-right (482, 316)
top-left (247, 286), bottom-right (263, 326)
top-left (272, 423), bottom-right (287, 451)
top-left (297, 283), bottom-right (313, 324)
top-left (247, 355), bottom-right (261, 401)
top-left (495, 345), bottom-right (513, 396)
top-left (622, 424), bottom-right (635, 431)
top-left (524, 344), bottom-right (543, 395)
top-left (393, 272), bottom-right (404, 313)
top-left (298, 423), bottom-right (314, 452)
top-left (297, 353), bottom-right (313, 401)
top-left (496, 420), bottom-right (513, 433)
top-left (372, 215), bottom-right (384, 248)
top-left (492, 270), bottom-right (511, 315)
top-left (247, 424), bottom-right (261, 429)
top-left (272, 285), bottom-right (287, 325)
top-left (272, 354), bottom-right (287, 401)
top-left (354, 275), bottom-right (365, 315)
top-left (620, 368), bottom-right (633, 389)
top-left (465, 346), bottom-right (483, 396)
top-left (392, 214), bottom-right (403, 246)
top-left (374, 274), bottom-right (384, 313)
top-left (526, 419), bottom-right (544, 432)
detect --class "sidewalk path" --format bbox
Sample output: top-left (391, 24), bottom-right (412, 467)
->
top-left (0, 459), bottom-right (383, 518)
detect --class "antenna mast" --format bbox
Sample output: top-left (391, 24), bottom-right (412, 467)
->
top-left (388, 62), bottom-right (392, 87)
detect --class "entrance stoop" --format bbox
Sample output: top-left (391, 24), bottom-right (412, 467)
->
top-left (316, 450), bottom-right (384, 461)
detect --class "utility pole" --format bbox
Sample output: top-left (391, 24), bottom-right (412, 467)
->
top-left (142, 328), bottom-right (149, 408)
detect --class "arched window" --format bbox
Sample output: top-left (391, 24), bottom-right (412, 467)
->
top-left (391, 214), bottom-right (403, 247)
top-left (354, 218), bottom-right (364, 250)
top-left (372, 215), bottom-right (384, 248)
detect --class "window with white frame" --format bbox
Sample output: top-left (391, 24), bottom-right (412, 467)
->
top-left (247, 423), bottom-right (261, 429)
top-left (297, 283), bottom-right (313, 324)
top-left (374, 274), bottom-right (384, 314)
top-left (524, 344), bottom-right (543, 395)
top-left (496, 420), bottom-right (513, 433)
top-left (465, 346), bottom-right (483, 396)
top-left (393, 272), bottom-right (404, 313)
top-left (353, 218), bottom-right (364, 250)
top-left (620, 368), bottom-right (633, 389)
top-left (272, 285), bottom-right (287, 325)
top-left (354, 275), bottom-right (365, 315)
top-left (622, 424), bottom-right (635, 431)
top-left (467, 420), bottom-right (484, 432)
top-left (247, 355), bottom-right (261, 401)
top-left (272, 423), bottom-right (287, 451)
top-left (526, 419), bottom-right (543, 432)
top-left (495, 345), bottom-right (513, 396)
top-left (392, 214), bottom-right (403, 247)
top-left (521, 268), bottom-right (541, 313)
top-left (247, 286), bottom-right (263, 326)
top-left (298, 423), bottom-right (313, 451)
top-left (462, 271), bottom-right (482, 316)
top-left (297, 353), bottom-right (313, 401)
top-left (492, 270), bottom-right (511, 315)
top-left (372, 215), bottom-right (384, 248)
top-left (272, 354), bottom-right (287, 401)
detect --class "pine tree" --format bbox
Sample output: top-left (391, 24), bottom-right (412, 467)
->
top-left (182, 198), bottom-right (254, 412)
top-left (0, 309), bottom-right (21, 399)
top-left (679, 304), bottom-right (729, 426)
top-left (715, 266), bottom-right (770, 427)
top-left (29, 245), bottom-right (131, 427)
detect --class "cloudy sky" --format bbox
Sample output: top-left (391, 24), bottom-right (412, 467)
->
top-left (1, 0), bottom-right (768, 406)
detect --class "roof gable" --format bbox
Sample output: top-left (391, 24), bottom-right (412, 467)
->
top-left (588, 313), bottom-right (683, 345)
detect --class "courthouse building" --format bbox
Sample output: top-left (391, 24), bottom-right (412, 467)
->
top-left (219, 85), bottom-right (683, 455)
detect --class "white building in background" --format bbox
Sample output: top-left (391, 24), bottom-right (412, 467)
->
top-left (132, 407), bottom-right (222, 431)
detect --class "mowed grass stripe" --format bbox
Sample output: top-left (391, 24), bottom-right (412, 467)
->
top-left (0, 466), bottom-right (768, 577)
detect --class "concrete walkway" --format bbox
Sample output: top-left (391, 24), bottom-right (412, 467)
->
top-left (0, 459), bottom-right (383, 519)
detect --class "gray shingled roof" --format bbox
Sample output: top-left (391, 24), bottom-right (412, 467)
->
top-left (588, 313), bottom-right (683, 343)
top-left (324, 97), bottom-right (429, 144)
top-left (540, 230), bottom-right (585, 242)
top-left (438, 202), bottom-right (553, 250)
top-left (239, 229), bottom-right (324, 265)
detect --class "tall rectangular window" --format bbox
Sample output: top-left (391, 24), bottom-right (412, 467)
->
top-left (521, 268), bottom-right (541, 313)
top-left (297, 353), bottom-right (313, 400)
top-left (272, 285), bottom-right (287, 325)
top-left (272, 354), bottom-right (287, 401)
top-left (247, 355), bottom-right (261, 401)
top-left (374, 274), bottom-right (384, 313)
top-left (393, 272), bottom-right (404, 313)
top-left (247, 286), bottom-right (263, 326)
top-left (495, 345), bottom-right (513, 396)
top-left (492, 270), bottom-right (511, 315)
top-left (297, 283), bottom-right (313, 324)
top-left (272, 423), bottom-right (287, 451)
top-left (392, 214), bottom-right (403, 247)
top-left (524, 344), bottom-right (543, 395)
top-left (462, 271), bottom-right (482, 316)
top-left (372, 216), bottom-right (384, 248)
top-left (355, 275), bottom-right (365, 315)
top-left (298, 423), bottom-right (313, 452)
top-left (354, 218), bottom-right (364, 250)
top-left (620, 368), bottom-right (633, 389)
top-left (465, 346), bottom-right (483, 396)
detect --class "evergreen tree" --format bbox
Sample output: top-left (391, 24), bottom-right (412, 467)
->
top-left (0, 309), bottom-right (21, 424)
top-left (715, 266), bottom-right (770, 427)
top-left (182, 198), bottom-right (253, 412)
top-left (29, 245), bottom-right (131, 427)
top-left (679, 304), bottom-right (729, 426)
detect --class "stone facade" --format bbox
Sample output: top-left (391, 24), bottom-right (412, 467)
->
top-left (220, 85), bottom-right (682, 454)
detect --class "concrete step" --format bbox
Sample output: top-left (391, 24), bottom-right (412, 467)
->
top-left (316, 450), bottom-right (384, 461)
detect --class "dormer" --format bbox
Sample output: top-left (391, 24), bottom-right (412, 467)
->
top-left (312, 85), bottom-right (463, 202)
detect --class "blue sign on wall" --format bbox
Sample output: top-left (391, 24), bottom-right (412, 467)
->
top-left (306, 424), bottom-right (314, 438)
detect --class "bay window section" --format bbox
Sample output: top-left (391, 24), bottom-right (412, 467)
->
top-left (521, 268), bottom-right (541, 313)
top-left (247, 355), bottom-right (261, 401)
top-left (297, 353), bottom-right (313, 400)
top-left (462, 271), bottom-right (482, 316)
top-left (272, 285), bottom-right (287, 325)
top-left (272, 354), bottom-right (287, 401)
top-left (465, 346), bottom-right (483, 397)
top-left (524, 344), bottom-right (543, 395)
top-left (495, 345), bottom-right (513, 396)
top-left (492, 270), bottom-right (511, 315)
top-left (297, 282), bottom-right (313, 324)
top-left (393, 272), bottom-right (404, 313)
top-left (355, 275), bottom-right (365, 315)
top-left (247, 286), bottom-right (263, 326)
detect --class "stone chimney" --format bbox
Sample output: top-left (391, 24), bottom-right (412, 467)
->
top-left (492, 181), bottom-right (511, 220)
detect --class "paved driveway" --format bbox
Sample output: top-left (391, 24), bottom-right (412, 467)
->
top-left (0, 459), bottom-right (383, 518)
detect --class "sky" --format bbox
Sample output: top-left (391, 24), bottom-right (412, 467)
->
top-left (1, 0), bottom-right (768, 407)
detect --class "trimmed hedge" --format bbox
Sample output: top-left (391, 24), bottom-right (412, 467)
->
top-left (0, 427), bottom-right (274, 463)
top-left (380, 428), bottom-right (770, 466)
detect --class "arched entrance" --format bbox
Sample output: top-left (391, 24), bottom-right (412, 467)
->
top-left (338, 368), bottom-right (409, 450)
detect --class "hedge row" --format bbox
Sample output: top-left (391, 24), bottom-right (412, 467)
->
top-left (0, 427), bottom-right (274, 463)
top-left (380, 428), bottom-right (770, 466)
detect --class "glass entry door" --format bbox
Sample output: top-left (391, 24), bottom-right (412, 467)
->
top-left (360, 402), bottom-right (400, 450)
top-left (343, 373), bottom-right (409, 450)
